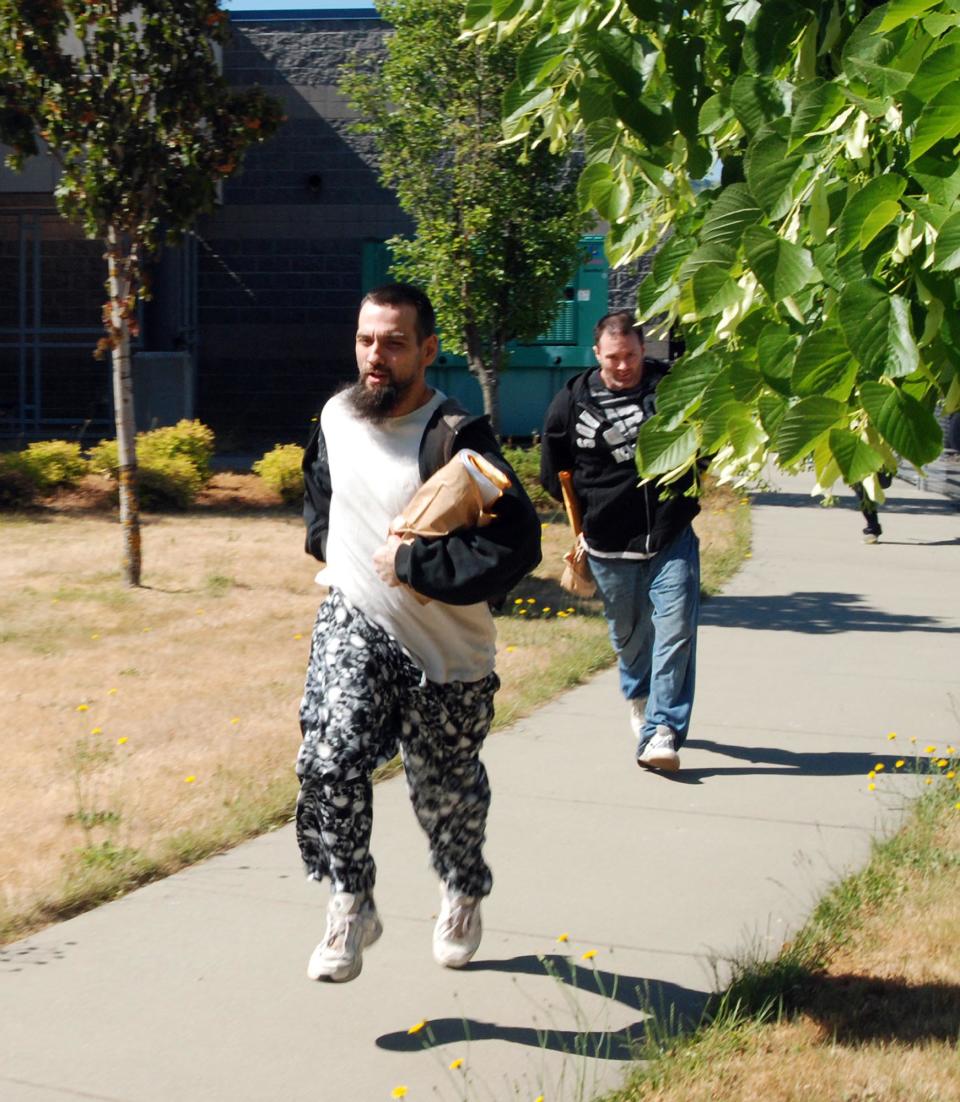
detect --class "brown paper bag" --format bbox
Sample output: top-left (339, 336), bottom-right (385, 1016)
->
top-left (558, 470), bottom-right (596, 598)
top-left (389, 450), bottom-right (511, 603)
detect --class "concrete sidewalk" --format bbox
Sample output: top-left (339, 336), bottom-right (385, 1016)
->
top-left (1, 472), bottom-right (958, 1102)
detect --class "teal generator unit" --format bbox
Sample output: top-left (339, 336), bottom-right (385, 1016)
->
top-left (360, 235), bottom-right (609, 438)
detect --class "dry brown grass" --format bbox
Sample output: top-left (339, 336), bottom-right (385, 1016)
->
top-left (613, 802), bottom-right (960, 1102)
top-left (0, 474), bottom-right (748, 943)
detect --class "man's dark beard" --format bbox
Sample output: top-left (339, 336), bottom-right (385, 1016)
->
top-left (344, 375), bottom-right (412, 423)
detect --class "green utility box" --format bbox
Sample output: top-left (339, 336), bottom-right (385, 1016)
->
top-left (360, 236), bottom-right (609, 438)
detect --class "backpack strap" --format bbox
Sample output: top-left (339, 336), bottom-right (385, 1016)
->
top-left (418, 396), bottom-right (472, 480)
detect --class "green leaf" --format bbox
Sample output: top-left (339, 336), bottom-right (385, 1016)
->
top-left (654, 352), bottom-right (723, 426)
top-left (758, 393), bottom-right (788, 437)
top-left (613, 95), bottom-right (675, 146)
top-left (699, 184), bottom-right (762, 247)
top-left (877, 0), bottom-right (942, 32)
top-left (835, 174), bottom-right (906, 256)
top-left (516, 36), bottom-right (569, 89)
top-left (908, 82), bottom-right (960, 163)
top-left (774, 396), bottom-right (847, 464)
top-left (859, 199), bottom-right (902, 249)
top-left (838, 282), bottom-right (919, 379)
top-left (636, 416), bottom-right (699, 477)
top-left (910, 150), bottom-right (960, 207)
top-left (678, 242), bottom-right (737, 280)
top-left (744, 225), bottom-right (817, 302)
top-left (932, 210), bottom-right (960, 271)
top-left (692, 265), bottom-right (741, 316)
top-left (859, 382), bottom-right (944, 465)
top-left (788, 80), bottom-right (847, 149)
top-left (757, 323), bottom-right (798, 396)
top-left (731, 74), bottom-right (788, 134)
top-left (828, 429), bottom-right (885, 484)
top-left (904, 43), bottom-right (960, 102)
top-left (791, 326), bottom-right (857, 400)
top-left (744, 134), bottom-right (803, 219)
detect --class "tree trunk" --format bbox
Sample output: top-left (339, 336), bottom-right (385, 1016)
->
top-left (464, 326), bottom-right (502, 439)
top-left (107, 226), bottom-right (142, 587)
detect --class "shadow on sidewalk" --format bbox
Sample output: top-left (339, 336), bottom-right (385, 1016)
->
top-left (700, 591), bottom-right (958, 633)
top-left (753, 491), bottom-right (960, 514)
top-left (656, 741), bottom-right (909, 785)
top-left (375, 953), bottom-right (709, 1060)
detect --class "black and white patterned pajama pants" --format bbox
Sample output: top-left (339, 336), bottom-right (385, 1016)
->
top-left (296, 588), bottom-right (498, 899)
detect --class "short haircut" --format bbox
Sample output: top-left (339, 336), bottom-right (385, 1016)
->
top-left (361, 282), bottom-right (436, 343)
top-left (593, 310), bottom-right (644, 346)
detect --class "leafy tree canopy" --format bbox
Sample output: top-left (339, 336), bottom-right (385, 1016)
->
top-left (342, 0), bottom-right (587, 435)
top-left (465, 0), bottom-right (960, 497)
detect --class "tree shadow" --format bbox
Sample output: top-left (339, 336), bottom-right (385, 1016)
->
top-left (657, 740), bottom-right (908, 786)
top-left (699, 590), bottom-right (957, 634)
top-left (375, 953), bottom-right (709, 1060)
top-left (798, 972), bottom-right (960, 1044)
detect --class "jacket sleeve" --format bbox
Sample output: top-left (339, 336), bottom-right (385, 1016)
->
top-left (393, 421), bottom-right (542, 607)
top-left (539, 388), bottom-right (574, 503)
top-left (302, 419), bottom-right (332, 561)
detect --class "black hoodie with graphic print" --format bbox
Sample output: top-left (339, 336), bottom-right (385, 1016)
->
top-left (540, 366), bottom-right (699, 558)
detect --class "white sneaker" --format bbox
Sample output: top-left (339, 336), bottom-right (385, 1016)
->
top-left (629, 698), bottom-right (646, 739)
top-left (637, 725), bottom-right (680, 772)
top-left (307, 891), bottom-right (382, 982)
top-left (433, 884), bottom-right (482, 969)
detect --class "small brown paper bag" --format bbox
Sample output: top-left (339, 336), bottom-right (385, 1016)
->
top-left (558, 470), bottom-right (596, 598)
top-left (389, 449), bottom-right (511, 603)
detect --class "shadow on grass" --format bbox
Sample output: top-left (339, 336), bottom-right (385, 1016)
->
top-left (727, 959), bottom-right (960, 1045)
top-left (376, 953), bottom-right (710, 1060)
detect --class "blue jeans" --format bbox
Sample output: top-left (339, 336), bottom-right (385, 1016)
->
top-left (588, 526), bottom-right (700, 747)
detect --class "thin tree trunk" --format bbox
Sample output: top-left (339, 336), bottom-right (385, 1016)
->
top-left (107, 226), bottom-right (142, 587)
top-left (465, 325), bottom-right (501, 439)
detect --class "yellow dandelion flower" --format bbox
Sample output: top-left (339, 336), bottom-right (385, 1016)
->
top-left (391, 1087), bottom-right (408, 1099)
top-left (874, 763), bottom-right (885, 772)
top-left (557, 611), bottom-right (567, 618)
top-left (514, 598), bottom-right (523, 605)
top-left (90, 633), bottom-right (100, 640)
top-left (955, 803), bottom-right (960, 810)
top-left (566, 607), bottom-right (574, 613)
top-left (184, 775), bottom-right (196, 784)
top-left (580, 949), bottom-right (597, 960)
top-left (947, 772), bottom-right (956, 780)
top-left (293, 633), bottom-right (303, 640)
top-left (895, 760), bottom-right (905, 769)
top-left (141, 628), bottom-right (150, 634)
top-left (534, 1095), bottom-right (544, 1102)
top-left (556, 932), bottom-right (569, 943)
top-left (90, 727), bottom-right (102, 735)
top-left (925, 745), bottom-right (936, 754)
top-left (740, 497), bottom-right (749, 504)
top-left (407, 1020), bottom-right (427, 1035)
top-left (540, 522), bottom-right (548, 530)
top-left (505, 645), bottom-right (517, 653)
top-left (449, 1058), bottom-right (463, 1071)
top-left (867, 770), bottom-right (875, 779)
top-left (526, 597), bottom-right (536, 604)
top-left (937, 759), bottom-right (948, 768)
top-left (76, 704), bottom-right (89, 712)
top-left (230, 717), bottom-right (240, 725)
top-left (519, 608), bottom-right (528, 615)
top-left (117, 737), bottom-right (128, 745)
top-left (108, 687), bottom-right (118, 695)
top-left (543, 607), bottom-right (551, 613)
top-left (924, 778), bottom-right (933, 785)
top-left (946, 746), bottom-right (956, 754)
top-left (887, 732), bottom-right (896, 740)
top-left (868, 783), bottom-right (876, 791)
top-left (744, 552), bottom-right (752, 558)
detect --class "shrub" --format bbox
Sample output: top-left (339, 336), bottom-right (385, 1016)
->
top-left (500, 443), bottom-right (554, 510)
top-left (19, 440), bottom-right (88, 491)
top-left (0, 453), bottom-right (37, 510)
top-left (87, 420), bottom-right (215, 510)
top-left (253, 443), bottom-right (304, 505)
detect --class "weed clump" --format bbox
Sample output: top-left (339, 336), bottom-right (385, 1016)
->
top-left (252, 442), bottom-right (304, 505)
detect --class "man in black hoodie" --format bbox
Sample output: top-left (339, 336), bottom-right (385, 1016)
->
top-left (540, 311), bottom-right (700, 772)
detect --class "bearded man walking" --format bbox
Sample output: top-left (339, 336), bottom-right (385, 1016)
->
top-left (297, 283), bottom-right (541, 982)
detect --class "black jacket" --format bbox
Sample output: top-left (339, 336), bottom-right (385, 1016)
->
top-left (540, 367), bottom-right (699, 556)
top-left (302, 397), bottom-right (542, 607)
